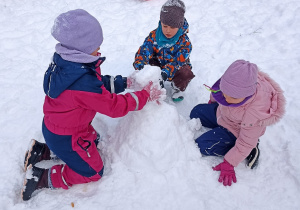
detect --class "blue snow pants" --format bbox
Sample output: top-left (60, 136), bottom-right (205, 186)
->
top-left (190, 103), bottom-right (237, 157)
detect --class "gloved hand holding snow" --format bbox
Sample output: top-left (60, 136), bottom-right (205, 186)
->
top-left (127, 72), bottom-right (138, 89)
top-left (128, 66), bottom-right (166, 102)
top-left (143, 81), bottom-right (166, 102)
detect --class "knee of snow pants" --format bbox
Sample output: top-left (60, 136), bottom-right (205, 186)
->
top-left (190, 103), bottom-right (219, 128)
top-left (43, 122), bottom-right (104, 189)
top-left (195, 127), bottom-right (236, 156)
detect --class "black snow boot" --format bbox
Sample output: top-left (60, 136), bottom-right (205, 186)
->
top-left (246, 142), bottom-right (260, 169)
top-left (22, 166), bottom-right (49, 201)
top-left (24, 139), bottom-right (51, 171)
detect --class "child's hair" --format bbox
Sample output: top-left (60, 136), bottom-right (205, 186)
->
top-left (160, 0), bottom-right (186, 28)
top-left (51, 9), bottom-right (103, 54)
top-left (220, 60), bottom-right (258, 98)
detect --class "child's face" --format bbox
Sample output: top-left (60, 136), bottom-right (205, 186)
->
top-left (223, 93), bottom-right (245, 104)
top-left (161, 22), bottom-right (179, 39)
top-left (91, 47), bottom-right (100, 56)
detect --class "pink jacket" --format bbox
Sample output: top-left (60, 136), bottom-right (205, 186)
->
top-left (43, 53), bottom-right (150, 138)
top-left (213, 71), bottom-right (286, 166)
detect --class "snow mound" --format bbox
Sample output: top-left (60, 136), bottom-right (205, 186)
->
top-left (111, 102), bottom-right (196, 173)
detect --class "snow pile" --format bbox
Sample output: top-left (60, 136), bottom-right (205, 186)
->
top-left (0, 0), bottom-right (299, 209)
top-left (113, 103), bottom-right (194, 172)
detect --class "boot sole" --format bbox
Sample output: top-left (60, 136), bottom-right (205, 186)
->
top-left (172, 97), bottom-right (184, 102)
top-left (24, 139), bottom-right (36, 172)
top-left (21, 164), bottom-right (32, 201)
top-left (247, 147), bottom-right (260, 169)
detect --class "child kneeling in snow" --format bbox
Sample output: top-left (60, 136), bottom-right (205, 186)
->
top-left (190, 60), bottom-right (285, 186)
top-left (133, 0), bottom-right (195, 102)
top-left (22, 9), bottom-right (163, 201)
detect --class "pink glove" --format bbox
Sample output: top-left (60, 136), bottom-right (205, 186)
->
top-left (127, 77), bottom-right (134, 89)
top-left (212, 159), bottom-right (237, 186)
top-left (143, 81), bottom-right (163, 102)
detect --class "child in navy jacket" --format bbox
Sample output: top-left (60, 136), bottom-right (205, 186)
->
top-left (22, 9), bottom-right (162, 201)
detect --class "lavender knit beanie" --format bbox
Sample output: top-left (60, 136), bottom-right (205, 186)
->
top-left (51, 9), bottom-right (103, 55)
top-left (220, 60), bottom-right (258, 98)
top-left (160, 0), bottom-right (186, 28)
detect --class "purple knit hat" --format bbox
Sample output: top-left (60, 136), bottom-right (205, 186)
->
top-left (220, 60), bottom-right (258, 98)
top-left (51, 9), bottom-right (103, 55)
top-left (160, 0), bottom-right (186, 28)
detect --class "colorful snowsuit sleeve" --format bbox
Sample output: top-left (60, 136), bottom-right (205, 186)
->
top-left (133, 30), bottom-right (192, 80)
top-left (133, 32), bottom-right (155, 70)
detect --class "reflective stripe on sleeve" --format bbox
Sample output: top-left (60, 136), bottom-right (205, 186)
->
top-left (110, 76), bottom-right (115, 93)
top-left (129, 92), bottom-right (139, 111)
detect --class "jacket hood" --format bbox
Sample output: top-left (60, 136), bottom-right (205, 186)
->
top-left (256, 71), bottom-right (286, 126)
top-left (181, 18), bottom-right (189, 34)
top-left (43, 53), bottom-right (104, 99)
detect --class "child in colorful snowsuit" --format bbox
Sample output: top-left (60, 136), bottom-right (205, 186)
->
top-left (190, 60), bottom-right (285, 186)
top-left (22, 9), bottom-right (162, 201)
top-left (133, 0), bottom-right (195, 101)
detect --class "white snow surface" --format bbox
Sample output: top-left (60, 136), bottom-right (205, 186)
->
top-left (0, 0), bottom-right (300, 209)
top-left (162, 0), bottom-right (186, 11)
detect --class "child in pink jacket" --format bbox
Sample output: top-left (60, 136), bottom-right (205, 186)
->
top-left (21, 9), bottom-right (162, 201)
top-left (190, 60), bottom-right (285, 186)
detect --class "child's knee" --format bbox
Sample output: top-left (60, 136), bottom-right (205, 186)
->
top-left (98, 166), bottom-right (104, 177)
top-left (195, 134), bottom-right (233, 157)
top-left (190, 104), bottom-right (205, 119)
top-left (195, 136), bottom-right (210, 155)
top-left (86, 167), bottom-right (104, 183)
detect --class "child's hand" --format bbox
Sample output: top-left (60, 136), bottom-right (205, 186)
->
top-left (212, 159), bottom-right (237, 186)
top-left (127, 71), bottom-right (139, 90)
top-left (143, 81), bottom-right (165, 103)
top-left (127, 77), bottom-right (134, 89)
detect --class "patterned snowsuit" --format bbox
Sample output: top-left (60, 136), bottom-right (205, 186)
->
top-left (133, 19), bottom-right (194, 91)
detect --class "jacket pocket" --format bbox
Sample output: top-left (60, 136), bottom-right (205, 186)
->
top-left (77, 137), bottom-right (92, 158)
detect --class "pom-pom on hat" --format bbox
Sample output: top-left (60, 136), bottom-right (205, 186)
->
top-left (51, 9), bottom-right (103, 55)
top-left (220, 60), bottom-right (258, 98)
top-left (160, 0), bottom-right (186, 28)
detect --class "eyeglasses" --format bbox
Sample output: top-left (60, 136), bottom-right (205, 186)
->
top-left (203, 84), bottom-right (221, 93)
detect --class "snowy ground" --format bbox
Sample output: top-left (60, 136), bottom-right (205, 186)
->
top-left (0, 0), bottom-right (300, 209)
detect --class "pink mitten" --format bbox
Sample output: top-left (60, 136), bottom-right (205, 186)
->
top-left (127, 77), bottom-right (133, 89)
top-left (143, 81), bottom-right (163, 102)
top-left (213, 159), bottom-right (237, 186)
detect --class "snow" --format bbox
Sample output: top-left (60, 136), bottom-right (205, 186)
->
top-left (128, 66), bottom-right (162, 90)
top-left (163, 0), bottom-right (186, 11)
top-left (0, 0), bottom-right (299, 209)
